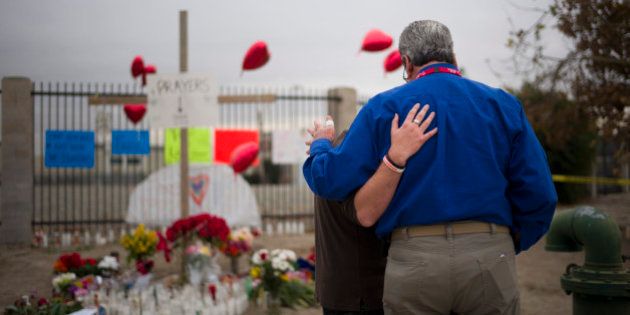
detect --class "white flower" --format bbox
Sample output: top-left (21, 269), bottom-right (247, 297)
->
top-left (271, 249), bottom-right (297, 262)
top-left (232, 227), bottom-right (254, 244)
top-left (271, 258), bottom-right (294, 272)
top-left (252, 249), bottom-right (269, 265)
top-left (52, 273), bottom-right (76, 289)
top-left (97, 256), bottom-right (119, 270)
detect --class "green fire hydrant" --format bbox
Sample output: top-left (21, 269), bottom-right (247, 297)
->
top-left (545, 206), bottom-right (630, 315)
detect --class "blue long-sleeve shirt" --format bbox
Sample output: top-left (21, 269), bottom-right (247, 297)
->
top-left (303, 63), bottom-right (557, 253)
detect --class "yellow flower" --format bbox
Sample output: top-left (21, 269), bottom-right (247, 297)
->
top-left (280, 274), bottom-right (289, 282)
top-left (250, 267), bottom-right (261, 279)
top-left (199, 246), bottom-right (211, 256)
top-left (148, 231), bottom-right (158, 243)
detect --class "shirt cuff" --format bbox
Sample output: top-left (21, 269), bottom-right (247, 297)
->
top-left (310, 138), bottom-right (333, 155)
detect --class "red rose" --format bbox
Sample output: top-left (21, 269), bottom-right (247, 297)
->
top-left (251, 227), bottom-right (261, 237)
top-left (37, 298), bottom-right (48, 306)
top-left (156, 231), bottom-right (171, 262)
top-left (85, 258), bottom-right (97, 266)
top-left (136, 259), bottom-right (154, 275)
top-left (208, 284), bottom-right (217, 301)
top-left (60, 252), bottom-right (83, 270)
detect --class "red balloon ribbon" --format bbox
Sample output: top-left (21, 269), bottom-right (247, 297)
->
top-left (123, 104), bottom-right (147, 124)
top-left (361, 29), bottom-right (393, 52)
top-left (242, 41), bottom-right (270, 72)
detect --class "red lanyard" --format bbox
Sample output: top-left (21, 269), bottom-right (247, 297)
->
top-left (415, 66), bottom-right (462, 80)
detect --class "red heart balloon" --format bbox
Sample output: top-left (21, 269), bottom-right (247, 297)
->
top-left (384, 50), bottom-right (402, 72)
top-left (242, 41), bottom-right (270, 71)
top-left (144, 64), bottom-right (157, 74)
top-left (230, 142), bottom-right (259, 174)
top-left (131, 56), bottom-right (145, 78)
top-left (361, 29), bottom-right (393, 52)
top-left (123, 104), bottom-right (146, 124)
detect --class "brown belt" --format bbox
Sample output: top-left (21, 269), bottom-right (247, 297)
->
top-left (391, 221), bottom-right (509, 241)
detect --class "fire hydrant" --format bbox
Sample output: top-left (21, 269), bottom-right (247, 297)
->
top-left (545, 206), bottom-right (630, 315)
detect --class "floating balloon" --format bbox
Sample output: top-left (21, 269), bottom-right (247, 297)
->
top-left (144, 64), bottom-right (157, 74)
top-left (230, 142), bottom-right (259, 174)
top-left (130, 56), bottom-right (157, 86)
top-left (123, 104), bottom-right (147, 124)
top-left (131, 56), bottom-right (145, 78)
top-left (384, 50), bottom-right (402, 73)
top-left (242, 41), bottom-right (270, 71)
top-left (361, 29), bottom-right (393, 52)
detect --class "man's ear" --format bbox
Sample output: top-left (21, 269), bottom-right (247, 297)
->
top-left (403, 55), bottom-right (413, 78)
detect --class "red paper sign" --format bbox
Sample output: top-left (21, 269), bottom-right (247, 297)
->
top-left (214, 129), bottom-right (260, 166)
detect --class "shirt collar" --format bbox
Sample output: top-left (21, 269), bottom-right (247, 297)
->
top-left (417, 62), bottom-right (458, 74)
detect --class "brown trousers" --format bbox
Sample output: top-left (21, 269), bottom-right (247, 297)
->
top-left (383, 232), bottom-right (520, 315)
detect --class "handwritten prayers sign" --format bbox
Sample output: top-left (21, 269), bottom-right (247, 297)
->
top-left (146, 74), bottom-right (219, 128)
top-left (45, 130), bottom-right (95, 168)
top-left (111, 130), bottom-right (150, 155)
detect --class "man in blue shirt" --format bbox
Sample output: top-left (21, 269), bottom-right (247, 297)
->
top-left (303, 20), bottom-right (557, 314)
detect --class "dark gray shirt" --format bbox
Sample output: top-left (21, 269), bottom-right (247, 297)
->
top-left (313, 132), bottom-right (387, 311)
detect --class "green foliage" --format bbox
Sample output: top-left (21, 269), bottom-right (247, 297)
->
top-left (277, 280), bottom-right (315, 308)
top-left (514, 82), bottom-right (596, 203)
top-left (507, 0), bottom-right (629, 158)
top-left (4, 299), bottom-right (82, 315)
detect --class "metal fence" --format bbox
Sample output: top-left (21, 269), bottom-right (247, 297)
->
top-left (31, 82), bottom-right (354, 236)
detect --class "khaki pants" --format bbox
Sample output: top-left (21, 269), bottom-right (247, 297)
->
top-left (383, 232), bottom-right (519, 315)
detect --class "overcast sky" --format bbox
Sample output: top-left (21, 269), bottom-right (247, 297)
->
top-left (0, 0), bottom-right (569, 96)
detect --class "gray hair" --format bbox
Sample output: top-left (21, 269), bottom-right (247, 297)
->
top-left (399, 20), bottom-right (455, 66)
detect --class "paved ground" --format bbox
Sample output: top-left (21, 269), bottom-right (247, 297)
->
top-left (2, 192), bottom-right (630, 314)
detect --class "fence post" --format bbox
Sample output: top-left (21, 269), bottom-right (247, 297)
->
top-left (0, 77), bottom-right (34, 245)
top-left (327, 87), bottom-right (358, 133)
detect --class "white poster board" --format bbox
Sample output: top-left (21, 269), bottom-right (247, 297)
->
top-left (272, 129), bottom-right (311, 164)
top-left (146, 73), bottom-right (219, 128)
top-left (126, 164), bottom-right (261, 228)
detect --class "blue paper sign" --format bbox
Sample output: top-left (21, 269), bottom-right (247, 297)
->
top-left (45, 130), bottom-right (95, 168)
top-left (111, 130), bottom-right (150, 155)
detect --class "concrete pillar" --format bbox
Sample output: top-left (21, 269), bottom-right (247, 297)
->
top-left (0, 77), bottom-right (34, 245)
top-left (327, 87), bottom-right (358, 133)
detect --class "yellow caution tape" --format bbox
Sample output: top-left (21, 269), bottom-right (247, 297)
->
top-left (552, 174), bottom-right (630, 186)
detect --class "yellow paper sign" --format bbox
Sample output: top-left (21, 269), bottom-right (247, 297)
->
top-left (164, 128), bottom-right (212, 164)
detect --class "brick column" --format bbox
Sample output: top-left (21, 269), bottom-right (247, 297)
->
top-left (327, 87), bottom-right (358, 133)
top-left (0, 77), bottom-right (34, 245)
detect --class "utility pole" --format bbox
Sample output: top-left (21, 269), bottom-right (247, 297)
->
top-left (179, 10), bottom-right (190, 284)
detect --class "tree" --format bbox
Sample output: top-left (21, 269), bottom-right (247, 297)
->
top-left (512, 82), bottom-right (596, 203)
top-left (508, 0), bottom-right (629, 162)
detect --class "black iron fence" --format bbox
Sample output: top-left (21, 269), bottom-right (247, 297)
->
top-left (31, 82), bottom-right (354, 236)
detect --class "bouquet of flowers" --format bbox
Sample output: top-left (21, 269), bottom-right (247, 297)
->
top-left (248, 249), bottom-right (315, 313)
top-left (53, 252), bottom-right (98, 277)
top-left (52, 273), bottom-right (77, 295)
top-left (4, 294), bottom-right (82, 315)
top-left (185, 244), bottom-right (220, 285)
top-left (51, 273), bottom-right (96, 301)
top-left (221, 227), bottom-right (258, 258)
top-left (120, 224), bottom-right (158, 274)
top-left (166, 213), bottom-right (230, 248)
top-left (97, 255), bottom-right (119, 278)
